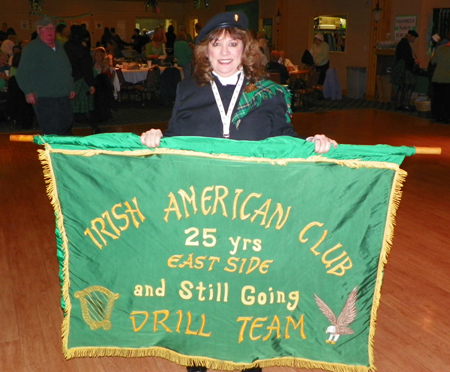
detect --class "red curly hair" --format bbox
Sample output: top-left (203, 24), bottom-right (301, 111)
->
top-left (193, 27), bottom-right (266, 86)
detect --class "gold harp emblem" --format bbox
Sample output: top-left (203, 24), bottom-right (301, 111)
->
top-left (234, 14), bottom-right (239, 22)
top-left (74, 286), bottom-right (120, 331)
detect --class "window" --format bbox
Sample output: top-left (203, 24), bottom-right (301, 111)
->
top-left (313, 15), bottom-right (346, 52)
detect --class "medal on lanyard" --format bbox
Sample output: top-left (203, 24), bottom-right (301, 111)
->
top-left (211, 72), bottom-right (245, 138)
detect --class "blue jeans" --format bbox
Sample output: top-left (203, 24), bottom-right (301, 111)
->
top-left (32, 96), bottom-right (73, 135)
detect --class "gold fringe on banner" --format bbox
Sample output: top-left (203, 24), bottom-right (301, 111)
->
top-left (37, 145), bottom-right (73, 350)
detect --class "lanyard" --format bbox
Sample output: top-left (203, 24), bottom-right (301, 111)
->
top-left (210, 72), bottom-right (245, 138)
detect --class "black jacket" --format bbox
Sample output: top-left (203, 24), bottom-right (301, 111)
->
top-left (395, 37), bottom-right (415, 70)
top-left (266, 61), bottom-right (290, 85)
top-left (165, 75), bottom-right (297, 140)
top-left (64, 40), bottom-right (95, 87)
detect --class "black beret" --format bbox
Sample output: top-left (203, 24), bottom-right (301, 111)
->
top-left (408, 30), bottom-right (419, 38)
top-left (196, 11), bottom-right (248, 44)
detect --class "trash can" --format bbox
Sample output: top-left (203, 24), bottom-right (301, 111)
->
top-left (346, 67), bottom-right (367, 99)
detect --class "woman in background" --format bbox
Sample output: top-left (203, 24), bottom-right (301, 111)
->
top-left (173, 30), bottom-right (193, 78)
top-left (92, 47), bottom-right (115, 124)
top-left (145, 26), bottom-right (167, 64)
top-left (309, 33), bottom-right (329, 85)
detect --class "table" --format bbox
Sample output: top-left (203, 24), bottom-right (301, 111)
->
top-left (120, 66), bottom-right (184, 84)
top-left (289, 69), bottom-right (311, 81)
top-left (113, 66), bottom-right (185, 98)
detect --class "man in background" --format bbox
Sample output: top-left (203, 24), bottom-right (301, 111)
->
top-left (16, 17), bottom-right (75, 135)
top-left (266, 50), bottom-right (290, 85)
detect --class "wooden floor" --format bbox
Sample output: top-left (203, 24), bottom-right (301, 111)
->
top-left (1, 109), bottom-right (449, 372)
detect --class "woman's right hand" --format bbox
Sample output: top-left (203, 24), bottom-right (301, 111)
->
top-left (140, 129), bottom-right (163, 148)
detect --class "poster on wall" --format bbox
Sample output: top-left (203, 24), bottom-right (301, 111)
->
top-left (394, 15), bottom-right (417, 41)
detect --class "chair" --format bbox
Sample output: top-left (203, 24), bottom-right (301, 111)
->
top-left (291, 71), bottom-right (321, 111)
top-left (115, 68), bottom-right (140, 102)
top-left (135, 66), bottom-right (161, 107)
top-left (159, 67), bottom-right (181, 107)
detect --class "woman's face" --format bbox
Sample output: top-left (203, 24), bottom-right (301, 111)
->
top-left (207, 31), bottom-right (243, 78)
top-left (94, 51), bottom-right (104, 62)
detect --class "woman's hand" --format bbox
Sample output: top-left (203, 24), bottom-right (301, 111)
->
top-left (140, 129), bottom-right (163, 148)
top-left (306, 134), bottom-right (338, 154)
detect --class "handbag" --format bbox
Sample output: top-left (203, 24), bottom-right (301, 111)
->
top-left (301, 49), bottom-right (314, 66)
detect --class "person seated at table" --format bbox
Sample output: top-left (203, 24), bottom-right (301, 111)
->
top-left (106, 39), bottom-right (125, 61)
top-left (1, 34), bottom-right (16, 59)
top-left (0, 52), bottom-right (10, 90)
top-left (145, 26), bottom-right (166, 65)
top-left (92, 46), bottom-right (113, 77)
top-left (0, 51), bottom-right (10, 73)
top-left (278, 50), bottom-right (295, 71)
top-left (91, 47), bottom-right (115, 124)
top-left (266, 50), bottom-right (290, 85)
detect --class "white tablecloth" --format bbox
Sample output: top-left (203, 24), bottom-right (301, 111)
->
top-left (122, 67), bottom-right (151, 84)
top-left (120, 66), bottom-right (185, 84)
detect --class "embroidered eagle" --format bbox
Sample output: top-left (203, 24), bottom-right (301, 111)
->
top-left (314, 286), bottom-right (358, 344)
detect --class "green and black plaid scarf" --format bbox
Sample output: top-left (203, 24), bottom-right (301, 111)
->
top-left (232, 80), bottom-right (292, 129)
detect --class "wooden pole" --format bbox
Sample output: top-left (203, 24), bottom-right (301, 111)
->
top-left (9, 134), bottom-right (36, 142)
top-left (414, 147), bottom-right (442, 155)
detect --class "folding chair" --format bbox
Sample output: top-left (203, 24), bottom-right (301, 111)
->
top-left (291, 71), bottom-right (321, 110)
top-left (115, 68), bottom-right (140, 102)
top-left (135, 66), bottom-right (161, 107)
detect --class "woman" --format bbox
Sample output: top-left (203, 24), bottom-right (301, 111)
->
top-left (174, 30), bottom-right (193, 78)
top-left (140, 12), bottom-right (337, 372)
top-left (430, 32), bottom-right (450, 124)
top-left (92, 47), bottom-right (115, 123)
top-left (145, 26), bottom-right (166, 64)
top-left (92, 46), bottom-right (113, 76)
top-left (56, 23), bottom-right (69, 44)
top-left (64, 25), bottom-right (100, 133)
top-left (309, 33), bottom-right (329, 85)
top-left (141, 12), bottom-right (336, 152)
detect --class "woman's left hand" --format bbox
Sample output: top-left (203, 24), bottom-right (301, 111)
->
top-left (306, 134), bottom-right (338, 154)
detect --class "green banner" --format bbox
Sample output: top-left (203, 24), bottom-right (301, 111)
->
top-left (36, 134), bottom-right (413, 372)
